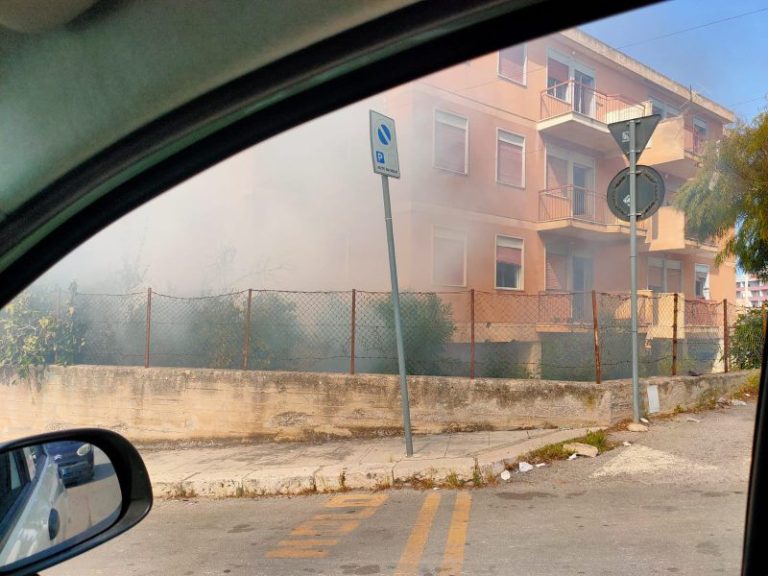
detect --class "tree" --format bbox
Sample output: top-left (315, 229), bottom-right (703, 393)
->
top-left (674, 112), bottom-right (768, 275)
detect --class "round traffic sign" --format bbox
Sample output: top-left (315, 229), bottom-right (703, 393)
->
top-left (606, 165), bottom-right (666, 222)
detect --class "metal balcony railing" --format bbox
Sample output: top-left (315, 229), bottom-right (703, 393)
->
top-left (539, 185), bottom-right (606, 224)
top-left (539, 185), bottom-right (649, 230)
top-left (540, 80), bottom-right (645, 124)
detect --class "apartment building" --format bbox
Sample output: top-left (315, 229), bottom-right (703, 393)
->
top-left (382, 29), bottom-right (736, 305)
top-left (737, 275), bottom-right (768, 308)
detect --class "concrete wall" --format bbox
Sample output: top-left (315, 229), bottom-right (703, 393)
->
top-left (0, 365), bottom-right (754, 445)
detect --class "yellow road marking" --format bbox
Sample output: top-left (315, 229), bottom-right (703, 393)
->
top-left (265, 548), bottom-right (330, 559)
top-left (277, 539), bottom-right (339, 548)
top-left (266, 492), bottom-right (388, 559)
top-left (438, 493), bottom-right (472, 576)
top-left (291, 519), bottom-right (359, 537)
top-left (325, 493), bottom-right (389, 508)
top-left (394, 492), bottom-right (442, 576)
top-left (313, 507), bottom-right (379, 521)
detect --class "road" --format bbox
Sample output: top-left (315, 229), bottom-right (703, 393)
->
top-left (65, 447), bottom-right (122, 537)
top-left (47, 405), bottom-right (755, 576)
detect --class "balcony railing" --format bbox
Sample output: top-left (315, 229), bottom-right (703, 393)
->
top-left (539, 185), bottom-right (607, 224)
top-left (540, 81), bottom-right (645, 124)
top-left (539, 185), bottom-right (649, 230)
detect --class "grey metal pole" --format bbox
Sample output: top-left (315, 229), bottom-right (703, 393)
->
top-left (629, 120), bottom-right (641, 423)
top-left (381, 174), bottom-right (414, 456)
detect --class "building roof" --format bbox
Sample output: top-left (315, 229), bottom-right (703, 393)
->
top-left (561, 28), bottom-right (736, 124)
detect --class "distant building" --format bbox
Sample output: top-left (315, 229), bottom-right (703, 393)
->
top-left (736, 274), bottom-right (768, 308)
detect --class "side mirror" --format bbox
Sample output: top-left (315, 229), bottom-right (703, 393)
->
top-left (0, 429), bottom-right (152, 576)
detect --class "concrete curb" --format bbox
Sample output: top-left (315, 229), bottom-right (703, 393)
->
top-left (151, 427), bottom-right (599, 498)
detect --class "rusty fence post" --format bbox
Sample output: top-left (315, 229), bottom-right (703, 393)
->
top-left (470, 289), bottom-right (476, 379)
top-left (592, 290), bottom-right (601, 384)
top-left (723, 299), bottom-right (729, 373)
top-left (671, 293), bottom-right (679, 376)
top-left (144, 287), bottom-right (152, 368)
top-left (242, 289), bottom-right (253, 370)
top-left (350, 289), bottom-right (356, 375)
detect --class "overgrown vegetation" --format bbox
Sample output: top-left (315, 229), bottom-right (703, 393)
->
top-left (0, 286), bottom-right (84, 375)
top-left (371, 293), bottom-right (456, 375)
top-left (733, 373), bottom-right (760, 400)
top-left (729, 309), bottom-right (765, 370)
top-left (515, 429), bottom-right (614, 466)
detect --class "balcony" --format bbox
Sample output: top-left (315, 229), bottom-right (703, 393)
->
top-left (538, 185), bottom-right (648, 240)
top-left (538, 81), bottom-right (645, 151)
top-left (640, 116), bottom-right (703, 179)
top-left (647, 206), bottom-right (718, 256)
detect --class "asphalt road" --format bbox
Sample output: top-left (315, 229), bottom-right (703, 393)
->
top-left (46, 405), bottom-right (755, 576)
top-left (65, 447), bottom-right (122, 538)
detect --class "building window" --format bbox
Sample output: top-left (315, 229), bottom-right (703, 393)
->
top-left (737, 291), bottom-right (743, 299)
top-left (498, 44), bottom-right (526, 85)
top-left (496, 236), bottom-right (523, 290)
top-left (648, 258), bottom-right (682, 293)
top-left (695, 264), bottom-right (710, 299)
top-left (546, 57), bottom-right (570, 100)
top-left (434, 110), bottom-right (468, 174)
top-left (693, 117), bottom-right (708, 154)
top-left (433, 229), bottom-right (466, 287)
top-left (497, 130), bottom-right (525, 187)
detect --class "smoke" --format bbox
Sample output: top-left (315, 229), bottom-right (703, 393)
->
top-left (37, 95), bottom-right (398, 295)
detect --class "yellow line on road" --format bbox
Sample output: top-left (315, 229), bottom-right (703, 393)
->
top-left (438, 492), bottom-right (472, 576)
top-left (277, 539), bottom-right (339, 548)
top-left (266, 492), bottom-right (388, 560)
top-left (265, 548), bottom-right (329, 559)
top-left (394, 492), bottom-right (442, 576)
top-left (291, 519), bottom-right (359, 537)
top-left (325, 493), bottom-right (389, 508)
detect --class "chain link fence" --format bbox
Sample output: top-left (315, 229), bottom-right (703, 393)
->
top-left (5, 287), bottom-right (752, 382)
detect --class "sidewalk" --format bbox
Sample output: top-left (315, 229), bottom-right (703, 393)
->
top-left (140, 426), bottom-right (596, 498)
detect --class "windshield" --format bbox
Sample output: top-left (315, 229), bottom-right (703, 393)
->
top-left (2, 1), bottom-right (766, 575)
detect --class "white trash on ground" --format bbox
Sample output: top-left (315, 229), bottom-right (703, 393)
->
top-left (500, 470), bottom-right (512, 481)
top-left (567, 453), bottom-right (578, 461)
top-left (518, 462), bottom-right (534, 473)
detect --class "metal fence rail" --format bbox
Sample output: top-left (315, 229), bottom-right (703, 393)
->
top-left (5, 287), bottom-right (753, 383)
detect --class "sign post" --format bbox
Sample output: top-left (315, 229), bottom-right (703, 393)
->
top-left (607, 114), bottom-right (661, 423)
top-left (628, 119), bottom-right (640, 424)
top-left (369, 110), bottom-right (413, 457)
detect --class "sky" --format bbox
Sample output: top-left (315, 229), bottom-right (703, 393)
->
top-left (582, 0), bottom-right (768, 122)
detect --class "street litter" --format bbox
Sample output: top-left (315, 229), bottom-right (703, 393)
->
top-left (563, 442), bottom-right (598, 458)
top-left (686, 416), bottom-right (701, 423)
top-left (622, 441), bottom-right (632, 447)
top-left (731, 399), bottom-right (747, 406)
top-left (640, 417), bottom-right (650, 424)
top-left (567, 453), bottom-right (578, 461)
top-left (518, 462), bottom-right (533, 473)
top-left (535, 463), bottom-right (546, 468)
top-left (500, 470), bottom-right (512, 481)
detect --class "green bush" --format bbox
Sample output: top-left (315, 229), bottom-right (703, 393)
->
top-left (0, 288), bottom-right (84, 375)
top-left (372, 293), bottom-right (455, 375)
top-left (730, 309), bottom-right (764, 370)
